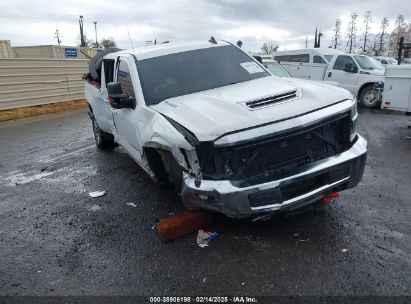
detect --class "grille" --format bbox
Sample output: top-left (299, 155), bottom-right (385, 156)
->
top-left (215, 112), bottom-right (352, 187)
top-left (245, 90), bottom-right (299, 109)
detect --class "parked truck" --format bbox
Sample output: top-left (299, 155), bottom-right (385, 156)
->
top-left (84, 40), bottom-right (367, 219)
top-left (274, 48), bottom-right (385, 108)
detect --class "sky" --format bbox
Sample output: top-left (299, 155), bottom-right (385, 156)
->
top-left (0, 0), bottom-right (410, 53)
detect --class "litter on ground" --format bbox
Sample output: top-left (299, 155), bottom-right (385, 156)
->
top-left (126, 202), bottom-right (137, 207)
top-left (197, 229), bottom-right (218, 248)
top-left (341, 248), bottom-right (348, 253)
top-left (89, 191), bottom-right (106, 198)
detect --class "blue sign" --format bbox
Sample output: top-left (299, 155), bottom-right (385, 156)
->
top-left (64, 48), bottom-right (77, 57)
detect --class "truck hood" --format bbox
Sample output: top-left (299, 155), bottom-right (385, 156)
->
top-left (151, 76), bottom-right (353, 142)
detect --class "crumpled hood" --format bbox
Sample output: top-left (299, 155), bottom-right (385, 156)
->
top-left (151, 76), bottom-right (353, 142)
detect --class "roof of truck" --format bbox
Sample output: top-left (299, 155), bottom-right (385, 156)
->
top-left (112, 40), bottom-right (230, 60)
top-left (274, 48), bottom-right (345, 55)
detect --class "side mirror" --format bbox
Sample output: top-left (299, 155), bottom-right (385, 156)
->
top-left (107, 82), bottom-right (136, 109)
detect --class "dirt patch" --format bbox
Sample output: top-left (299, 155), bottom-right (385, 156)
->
top-left (0, 99), bottom-right (87, 122)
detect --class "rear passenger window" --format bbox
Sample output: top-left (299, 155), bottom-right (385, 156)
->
top-left (117, 60), bottom-right (135, 97)
top-left (313, 56), bottom-right (326, 64)
top-left (274, 54), bottom-right (309, 63)
top-left (333, 55), bottom-right (356, 70)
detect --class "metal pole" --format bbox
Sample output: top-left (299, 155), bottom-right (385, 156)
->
top-left (398, 36), bottom-right (404, 65)
top-left (79, 15), bottom-right (85, 47)
top-left (94, 21), bottom-right (98, 48)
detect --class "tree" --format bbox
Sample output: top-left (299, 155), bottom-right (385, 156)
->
top-left (236, 40), bottom-right (243, 48)
top-left (260, 42), bottom-right (279, 55)
top-left (100, 38), bottom-right (117, 49)
top-left (377, 17), bottom-right (389, 54)
top-left (331, 19), bottom-right (342, 49)
top-left (77, 34), bottom-right (93, 47)
top-left (346, 13), bottom-right (358, 53)
top-left (362, 11), bottom-right (372, 52)
top-left (389, 15), bottom-right (408, 54)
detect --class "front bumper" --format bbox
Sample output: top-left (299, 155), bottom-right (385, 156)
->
top-left (181, 134), bottom-right (367, 218)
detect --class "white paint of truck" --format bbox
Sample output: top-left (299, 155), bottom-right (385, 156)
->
top-left (273, 48), bottom-right (385, 98)
top-left (381, 65), bottom-right (411, 112)
top-left (85, 41), bottom-right (353, 179)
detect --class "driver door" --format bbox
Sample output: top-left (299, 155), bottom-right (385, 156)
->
top-left (112, 57), bottom-right (141, 159)
top-left (326, 55), bottom-right (359, 95)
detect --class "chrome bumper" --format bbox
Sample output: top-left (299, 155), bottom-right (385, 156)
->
top-left (181, 134), bottom-right (367, 218)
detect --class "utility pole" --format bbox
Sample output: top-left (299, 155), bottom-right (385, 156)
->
top-left (94, 21), bottom-right (98, 48)
top-left (314, 28), bottom-right (318, 48)
top-left (79, 15), bottom-right (85, 47)
top-left (305, 36), bottom-right (308, 48)
top-left (54, 29), bottom-right (62, 45)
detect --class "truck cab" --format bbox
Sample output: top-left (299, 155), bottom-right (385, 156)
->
top-left (274, 49), bottom-right (385, 108)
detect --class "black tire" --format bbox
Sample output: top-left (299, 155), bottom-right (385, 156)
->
top-left (92, 118), bottom-right (115, 149)
top-left (359, 84), bottom-right (381, 109)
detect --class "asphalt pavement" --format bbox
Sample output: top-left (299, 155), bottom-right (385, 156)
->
top-left (0, 108), bottom-right (410, 297)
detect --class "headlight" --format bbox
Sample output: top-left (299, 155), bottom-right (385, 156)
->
top-left (350, 98), bottom-right (358, 120)
top-left (350, 98), bottom-right (357, 142)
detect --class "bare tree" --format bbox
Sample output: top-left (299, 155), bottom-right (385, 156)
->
top-left (378, 17), bottom-right (389, 54)
top-left (331, 19), bottom-right (342, 49)
top-left (367, 35), bottom-right (379, 55)
top-left (362, 11), bottom-right (372, 52)
top-left (389, 15), bottom-right (408, 53)
top-left (236, 40), bottom-right (243, 48)
top-left (260, 42), bottom-right (279, 55)
top-left (77, 34), bottom-right (93, 47)
top-left (346, 13), bottom-right (358, 53)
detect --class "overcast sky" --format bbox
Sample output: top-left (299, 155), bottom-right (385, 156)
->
top-left (0, 0), bottom-right (409, 52)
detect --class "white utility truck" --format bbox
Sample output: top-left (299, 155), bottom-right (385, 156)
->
top-left (274, 48), bottom-right (385, 108)
top-left (84, 40), bottom-right (367, 218)
top-left (381, 65), bottom-right (411, 112)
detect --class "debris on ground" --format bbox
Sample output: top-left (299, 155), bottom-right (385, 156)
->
top-left (155, 210), bottom-right (212, 242)
top-left (126, 202), bottom-right (137, 207)
top-left (341, 248), bottom-right (348, 253)
top-left (322, 192), bottom-right (340, 204)
top-left (196, 229), bottom-right (218, 248)
top-left (89, 191), bottom-right (106, 198)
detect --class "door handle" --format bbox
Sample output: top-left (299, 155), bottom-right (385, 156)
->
top-left (328, 72), bottom-right (332, 77)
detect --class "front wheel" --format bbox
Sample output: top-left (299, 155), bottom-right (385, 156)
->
top-left (359, 85), bottom-right (381, 109)
top-left (92, 118), bottom-right (115, 149)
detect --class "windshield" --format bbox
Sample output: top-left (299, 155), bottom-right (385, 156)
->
top-left (264, 62), bottom-right (290, 77)
top-left (137, 45), bottom-right (270, 105)
top-left (324, 55), bottom-right (334, 62)
top-left (354, 55), bottom-right (384, 70)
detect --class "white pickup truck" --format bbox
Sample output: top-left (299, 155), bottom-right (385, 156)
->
top-left (274, 49), bottom-right (385, 108)
top-left (84, 40), bottom-right (367, 218)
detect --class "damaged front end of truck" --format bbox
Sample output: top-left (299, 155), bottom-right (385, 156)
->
top-left (173, 98), bottom-right (367, 218)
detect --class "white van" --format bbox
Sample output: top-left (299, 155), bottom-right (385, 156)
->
top-left (274, 48), bottom-right (344, 80)
top-left (274, 49), bottom-right (385, 108)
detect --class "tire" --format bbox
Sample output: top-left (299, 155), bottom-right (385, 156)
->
top-left (359, 84), bottom-right (381, 109)
top-left (92, 118), bottom-right (115, 149)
